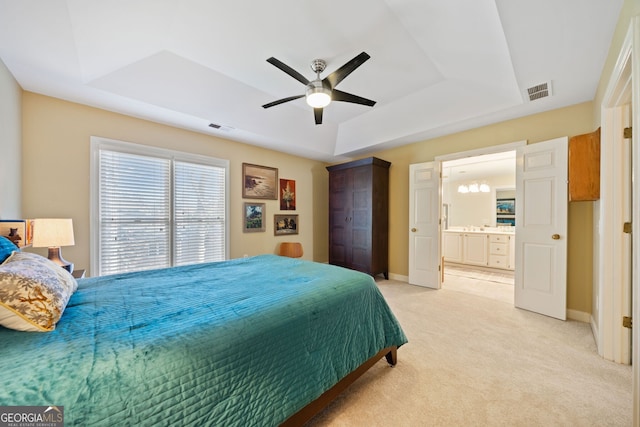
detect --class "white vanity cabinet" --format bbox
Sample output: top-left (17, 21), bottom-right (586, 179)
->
top-left (509, 234), bottom-right (515, 269)
top-left (488, 234), bottom-right (509, 269)
top-left (463, 233), bottom-right (488, 266)
top-left (442, 232), bottom-right (463, 263)
top-left (443, 230), bottom-right (514, 270)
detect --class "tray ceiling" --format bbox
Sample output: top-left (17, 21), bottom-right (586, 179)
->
top-left (0, 0), bottom-right (623, 161)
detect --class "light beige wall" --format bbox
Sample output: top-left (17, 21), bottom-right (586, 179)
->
top-left (0, 58), bottom-right (22, 218)
top-left (366, 102), bottom-right (595, 314)
top-left (21, 92), bottom-right (329, 275)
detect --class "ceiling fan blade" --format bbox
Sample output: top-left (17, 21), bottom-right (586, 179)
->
top-left (262, 94), bottom-right (305, 109)
top-left (331, 89), bottom-right (376, 107)
top-left (266, 57), bottom-right (310, 85)
top-left (324, 52), bottom-right (371, 88)
top-left (314, 108), bottom-right (323, 125)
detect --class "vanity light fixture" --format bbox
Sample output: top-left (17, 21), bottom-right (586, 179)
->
top-left (457, 182), bottom-right (490, 194)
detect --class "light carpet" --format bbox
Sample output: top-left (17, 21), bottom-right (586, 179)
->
top-left (306, 277), bottom-right (632, 426)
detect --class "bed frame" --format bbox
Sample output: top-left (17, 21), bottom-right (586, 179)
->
top-left (281, 346), bottom-right (398, 426)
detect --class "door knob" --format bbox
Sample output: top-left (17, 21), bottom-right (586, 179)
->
top-left (411, 228), bottom-right (417, 232)
top-left (551, 234), bottom-right (560, 240)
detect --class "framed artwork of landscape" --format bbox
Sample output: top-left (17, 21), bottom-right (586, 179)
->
top-left (274, 214), bottom-right (298, 235)
top-left (243, 163), bottom-right (278, 200)
top-left (243, 202), bottom-right (266, 232)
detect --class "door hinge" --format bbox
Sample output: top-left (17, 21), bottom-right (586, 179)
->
top-left (624, 127), bottom-right (632, 139)
top-left (623, 316), bottom-right (632, 329)
top-left (623, 222), bottom-right (632, 234)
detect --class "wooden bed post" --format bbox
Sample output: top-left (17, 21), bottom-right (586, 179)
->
top-left (385, 346), bottom-right (397, 366)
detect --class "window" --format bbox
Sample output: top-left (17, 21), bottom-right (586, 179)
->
top-left (91, 137), bottom-right (228, 276)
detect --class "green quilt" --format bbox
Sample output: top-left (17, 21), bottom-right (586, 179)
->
top-left (0, 255), bottom-right (407, 426)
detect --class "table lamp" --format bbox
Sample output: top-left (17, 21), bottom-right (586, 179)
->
top-left (32, 218), bottom-right (75, 273)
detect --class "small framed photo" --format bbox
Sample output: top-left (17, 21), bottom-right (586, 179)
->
top-left (274, 214), bottom-right (298, 235)
top-left (243, 163), bottom-right (278, 199)
top-left (279, 178), bottom-right (296, 210)
top-left (243, 202), bottom-right (266, 233)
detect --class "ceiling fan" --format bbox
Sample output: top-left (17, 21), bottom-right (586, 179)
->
top-left (262, 52), bottom-right (376, 125)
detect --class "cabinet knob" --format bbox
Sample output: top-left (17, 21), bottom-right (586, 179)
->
top-left (411, 228), bottom-right (417, 232)
top-left (552, 234), bottom-right (560, 240)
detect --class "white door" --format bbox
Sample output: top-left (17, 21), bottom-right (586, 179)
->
top-left (515, 137), bottom-right (568, 320)
top-left (409, 162), bottom-right (440, 288)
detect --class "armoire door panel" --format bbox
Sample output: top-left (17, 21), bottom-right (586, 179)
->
top-left (331, 227), bottom-right (345, 245)
top-left (352, 210), bottom-right (370, 228)
top-left (352, 229), bottom-right (370, 248)
top-left (353, 191), bottom-right (369, 209)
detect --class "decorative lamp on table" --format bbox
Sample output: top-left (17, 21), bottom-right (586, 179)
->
top-left (32, 218), bottom-right (75, 273)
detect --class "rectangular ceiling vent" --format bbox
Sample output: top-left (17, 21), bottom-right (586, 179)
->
top-left (208, 123), bottom-right (234, 132)
top-left (526, 81), bottom-right (552, 102)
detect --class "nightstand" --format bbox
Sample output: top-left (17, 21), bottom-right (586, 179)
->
top-left (72, 269), bottom-right (86, 279)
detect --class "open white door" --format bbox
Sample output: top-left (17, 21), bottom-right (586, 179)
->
top-left (408, 162), bottom-right (440, 288)
top-left (515, 137), bottom-right (568, 320)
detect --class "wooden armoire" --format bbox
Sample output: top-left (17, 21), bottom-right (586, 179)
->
top-left (326, 157), bottom-right (391, 278)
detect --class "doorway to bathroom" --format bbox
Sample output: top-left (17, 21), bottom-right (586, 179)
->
top-left (440, 150), bottom-right (516, 302)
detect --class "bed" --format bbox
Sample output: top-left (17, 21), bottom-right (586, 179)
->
top-left (0, 250), bottom-right (407, 426)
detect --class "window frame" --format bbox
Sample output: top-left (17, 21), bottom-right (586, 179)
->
top-left (90, 136), bottom-right (230, 276)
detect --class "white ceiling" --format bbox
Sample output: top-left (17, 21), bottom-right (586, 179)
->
top-left (0, 0), bottom-right (623, 162)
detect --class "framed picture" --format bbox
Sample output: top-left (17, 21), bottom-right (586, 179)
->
top-left (279, 178), bottom-right (296, 210)
top-left (274, 214), bottom-right (298, 235)
top-left (496, 198), bottom-right (515, 216)
top-left (243, 163), bottom-right (278, 199)
top-left (243, 202), bottom-right (266, 232)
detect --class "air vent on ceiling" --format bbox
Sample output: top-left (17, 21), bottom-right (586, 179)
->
top-left (208, 123), bottom-right (234, 132)
top-left (526, 81), bottom-right (552, 102)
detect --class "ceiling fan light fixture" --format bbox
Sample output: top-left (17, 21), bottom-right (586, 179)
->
top-left (306, 80), bottom-right (331, 108)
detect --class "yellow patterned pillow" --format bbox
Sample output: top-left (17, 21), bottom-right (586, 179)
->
top-left (0, 252), bottom-right (78, 331)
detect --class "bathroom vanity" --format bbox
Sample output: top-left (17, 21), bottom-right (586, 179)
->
top-left (443, 227), bottom-right (515, 270)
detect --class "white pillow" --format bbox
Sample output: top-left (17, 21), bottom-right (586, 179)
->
top-left (0, 252), bottom-right (78, 331)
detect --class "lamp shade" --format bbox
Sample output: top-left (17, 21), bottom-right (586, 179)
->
top-left (32, 218), bottom-right (75, 248)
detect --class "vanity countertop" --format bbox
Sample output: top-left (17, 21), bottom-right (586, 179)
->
top-left (444, 228), bottom-right (514, 235)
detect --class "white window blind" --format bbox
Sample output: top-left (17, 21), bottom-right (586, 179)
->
top-left (174, 161), bottom-right (226, 265)
top-left (93, 138), bottom-right (228, 276)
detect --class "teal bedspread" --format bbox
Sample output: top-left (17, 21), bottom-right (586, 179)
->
top-left (0, 255), bottom-right (407, 426)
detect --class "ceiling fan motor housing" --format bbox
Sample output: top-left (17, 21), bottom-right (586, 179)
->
top-left (310, 59), bottom-right (326, 74)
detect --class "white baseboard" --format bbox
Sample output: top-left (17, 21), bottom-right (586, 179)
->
top-left (567, 309), bottom-right (591, 323)
top-left (387, 272), bottom-right (408, 282)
